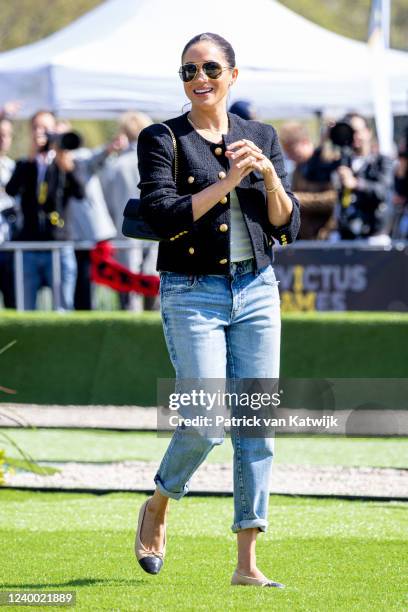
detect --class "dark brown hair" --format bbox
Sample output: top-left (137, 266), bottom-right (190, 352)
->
top-left (181, 33), bottom-right (236, 68)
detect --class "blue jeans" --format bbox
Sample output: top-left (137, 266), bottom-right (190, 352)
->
top-left (156, 258), bottom-right (281, 533)
top-left (23, 247), bottom-right (77, 311)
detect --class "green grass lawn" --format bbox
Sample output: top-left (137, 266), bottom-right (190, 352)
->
top-left (2, 428), bottom-right (407, 468)
top-left (0, 490), bottom-right (406, 611)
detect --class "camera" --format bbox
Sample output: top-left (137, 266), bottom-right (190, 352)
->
top-left (328, 121), bottom-right (355, 148)
top-left (40, 131), bottom-right (83, 152)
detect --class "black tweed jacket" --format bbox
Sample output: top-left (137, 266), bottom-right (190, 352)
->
top-left (137, 111), bottom-right (300, 274)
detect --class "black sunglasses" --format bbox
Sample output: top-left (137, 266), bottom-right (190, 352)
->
top-left (178, 61), bottom-right (231, 83)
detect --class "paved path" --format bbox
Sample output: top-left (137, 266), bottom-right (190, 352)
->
top-left (2, 404), bottom-right (407, 499)
top-left (4, 460), bottom-right (408, 500)
top-left (1, 404), bottom-right (157, 430)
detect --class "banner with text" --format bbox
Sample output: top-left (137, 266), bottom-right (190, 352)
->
top-left (274, 246), bottom-right (408, 312)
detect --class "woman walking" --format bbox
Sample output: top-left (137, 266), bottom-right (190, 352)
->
top-left (134, 32), bottom-right (300, 588)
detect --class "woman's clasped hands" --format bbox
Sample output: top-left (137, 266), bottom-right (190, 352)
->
top-left (225, 139), bottom-right (276, 186)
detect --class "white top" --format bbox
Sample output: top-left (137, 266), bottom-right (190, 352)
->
top-left (230, 189), bottom-right (254, 262)
top-left (0, 155), bottom-right (16, 243)
top-left (0, 155), bottom-right (15, 212)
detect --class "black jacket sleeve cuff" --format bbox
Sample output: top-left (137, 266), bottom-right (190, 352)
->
top-left (266, 125), bottom-right (301, 245)
top-left (269, 196), bottom-right (301, 245)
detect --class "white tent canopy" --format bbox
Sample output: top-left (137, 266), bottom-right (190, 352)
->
top-left (0, 0), bottom-right (406, 119)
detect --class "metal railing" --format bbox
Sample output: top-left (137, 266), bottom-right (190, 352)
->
top-left (0, 240), bottom-right (139, 311)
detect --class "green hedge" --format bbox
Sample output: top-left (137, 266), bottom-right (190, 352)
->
top-left (0, 311), bottom-right (407, 405)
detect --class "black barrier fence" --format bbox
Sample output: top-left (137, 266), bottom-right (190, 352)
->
top-left (273, 241), bottom-right (408, 312)
top-left (156, 378), bottom-right (408, 437)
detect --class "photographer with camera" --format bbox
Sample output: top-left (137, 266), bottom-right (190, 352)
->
top-left (305, 113), bottom-right (393, 241)
top-left (6, 110), bottom-right (84, 310)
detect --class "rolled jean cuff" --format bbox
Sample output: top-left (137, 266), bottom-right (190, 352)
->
top-left (231, 519), bottom-right (268, 533)
top-left (154, 473), bottom-right (189, 500)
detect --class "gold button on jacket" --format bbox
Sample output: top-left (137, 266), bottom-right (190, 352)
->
top-left (219, 196), bottom-right (228, 204)
top-left (219, 258), bottom-right (228, 264)
top-left (214, 147), bottom-right (223, 156)
top-left (218, 171), bottom-right (226, 179)
top-left (188, 247), bottom-right (195, 255)
top-left (219, 223), bottom-right (228, 232)
top-left (187, 176), bottom-right (195, 184)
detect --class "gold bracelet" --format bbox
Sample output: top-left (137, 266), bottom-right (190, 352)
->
top-left (265, 181), bottom-right (282, 193)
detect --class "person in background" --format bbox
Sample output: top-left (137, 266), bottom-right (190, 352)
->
top-left (391, 128), bottom-right (408, 239)
top-left (102, 111), bottom-right (158, 311)
top-left (334, 113), bottom-right (394, 241)
top-left (57, 119), bottom-right (124, 310)
top-left (305, 113), bottom-right (393, 241)
top-left (0, 116), bottom-right (17, 307)
top-left (6, 110), bottom-right (84, 310)
top-left (229, 100), bottom-right (257, 121)
top-left (279, 122), bottom-right (337, 240)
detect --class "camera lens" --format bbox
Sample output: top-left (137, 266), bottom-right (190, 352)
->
top-left (58, 131), bottom-right (83, 150)
top-left (329, 122), bottom-right (354, 148)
